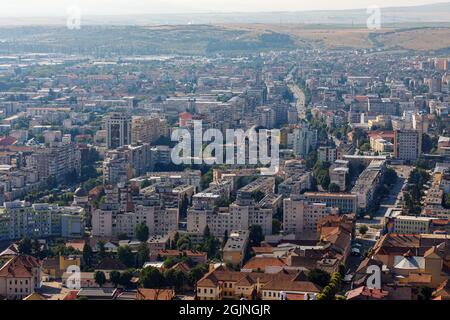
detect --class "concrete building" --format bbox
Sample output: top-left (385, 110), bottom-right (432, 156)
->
top-left (0, 255), bottom-right (41, 300)
top-left (303, 192), bottom-right (357, 214)
top-left (351, 160), bottom-right (385, 211)
top-left (394, 130), bottom-right (421, 161)
top-left (223, 230), bottom-right (249, 268)
top-left (132, 116), bottom-right (167, 145)
top-left (293, 126), bottom-right (318, 158)
top-left (283, 198), bottom-right (339, 237)
top-left (393, 216), bottom-right (433, 234)
top-left (318, 146), bottom-right (337, 163)
top-left (329, 161), bottom-right (349, 192)
top-left (105, 113), bottom-right (132, 149)
top-left (0, 201), bottom-right (85, 241)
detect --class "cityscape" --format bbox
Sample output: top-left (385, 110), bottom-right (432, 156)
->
top-left (0, 0), bottom-right (449, 306)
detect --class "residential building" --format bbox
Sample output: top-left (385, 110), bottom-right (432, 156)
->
top-left (105, 113), bottom-right (132, 149)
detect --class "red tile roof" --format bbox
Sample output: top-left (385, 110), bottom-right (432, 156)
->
top-left (0, 255), bottom-right (41, 278)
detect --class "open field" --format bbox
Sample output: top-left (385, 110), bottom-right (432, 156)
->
top-left (0, 24), bottom-right (449, 55)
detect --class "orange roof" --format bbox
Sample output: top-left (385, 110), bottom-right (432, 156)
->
top-left (158, 250), bottom-right (206, 258)
top-left (179, 112), bottom-right (193, 120)
top-left (0, 255), bottom-right (41, 278)
top-left (286, 293), bottom-right (307, 300)
top-left (346, 286), bottom-right (389, 300)
top-left (63, 291), bottom-right (79, 300)
top-left (136, 288), bottom-right (175, 300)
top-left (243, 257), bottom-right (287, 271)
top-left (0, 136), bottom-right (17, 146)
top-left (65, 241), bottom-right (85, 252)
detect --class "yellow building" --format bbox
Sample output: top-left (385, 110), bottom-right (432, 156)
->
top-left (42, 256), bottom-right (81, 279)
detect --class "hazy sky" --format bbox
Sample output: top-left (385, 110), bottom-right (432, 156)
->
top-left (1, 0), bottom-right (448, 16)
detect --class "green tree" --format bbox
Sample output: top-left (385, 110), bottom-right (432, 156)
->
top-left (119, 270), bottom-right (134, 288)
top-left (110, 270), bottom-right (121, 288)
top-left (118, 245), bottom-right (135, 268)
top-left (177, 235), bottom-right (192, 250)
top-left (18, 237), bottom-right (33, 255)
top-left (272, 219), bottom-right (282, 234)
top-left (187, 264), bottom-right (208, 286)
top-left (135, 223), bottom-right (149, 242)
top-left (97, 241), bottom-right (107, 259)
top-left (359, 225), bottom-right (369, 235)
top-left (141, 179), bottom-right (151, 189)
top-left (140, 267), bottom-right (164, 288)
top-left (249, 225), bottom-right (264, 247)
top-left (328, 183), bottom-right (340, 193)
top-left (172, 232), bottom-right (180, 250)
top-left (94, 271), bottom-right (106, 287)
top-left (137, 243), bottom-right (150, 268)
top-left (384, 168), bottom-right (398, 186)
top-left (82, 244), bottom-right (93, 269)
top-left (307, 269), bottom-right (331, 288)
top-left (418, 286), bottom-right (434, 301)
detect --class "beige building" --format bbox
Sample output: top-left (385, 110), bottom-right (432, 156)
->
top-left (394, 130), bottom-right (421, 161)
top-left (0, 255), bottom-right (41, 300)
top-left (92, 204), bottom-right (178, 238)
top-left (283, 198), bottom-right (339, 236)
top-left (132, 116), bottom-right (167, 145)
top-left (223, 230), bottom-right (249, 268)
top-left (393, 216), bottom-right (433, 234)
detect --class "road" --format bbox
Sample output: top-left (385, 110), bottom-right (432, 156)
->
top-left (285, 67), bottom-right (306, 120)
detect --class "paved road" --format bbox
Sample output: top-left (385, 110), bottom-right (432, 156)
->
top-left (285, 67), bottom-right (306, 120)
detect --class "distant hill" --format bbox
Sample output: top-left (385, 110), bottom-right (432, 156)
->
top-left (0, 2), bottom-right (449, 26)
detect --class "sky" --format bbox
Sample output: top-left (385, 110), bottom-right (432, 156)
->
top-left (0, 0), bottom-right (448, 17)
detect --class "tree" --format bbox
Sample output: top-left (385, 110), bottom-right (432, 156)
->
top-left (163, 257), bottom-right (179, 269)
top-left (321, 175), bottom-right (330, 190)
top-left (203, 225), bottom-right (211, 240)
top-left (164, 269), bottom-right (177, 287)
top-left (172, 232), bottom-right (180, 250)
top-left (110, 270), bottom-right (121, 288)
top-left (444, 193), bottom-right (450, 209)
top-left (140, 267), bottom-right (164, 288)
top-left (177, 235), bottom-right (192, 250)
top-left (119, 270), bottom-right (134, 288)
top-left (384, 168), bottom-right (398, 186)
top-left (203, 235), bottom-right (220, 259)
top-left (18, 237), bottom-right (33, 255)
top-left (97, 241), bottom-right (107, 259)
top-left (308, 269), bottom-right (331, 288)
top-left (359, 225), bottom-right (369, 236)
top-left (94, 271), bottom-right (106, 287)
top-left (187, 264), bottom-right (208, 286)
top-left (141, 179), bottom-right (151, 189)
top-left (418, 286), bottom-right (434, 301)
top-left (82, 244), bottom-right (93, 269)
top-left (118, 245), bottom-right (135, 268)
top-left (249, 225), bottom-right (264, 247)
top-left (135, 223), bottom-right (149, 242)
top-left (328, 183), bottom-right (340, 193)
top-left (272, 219), bottom-right (282, 234)
top-left (222, 230), bottom-right (229, 248)
top-left (137, 243), bottom-right (150, 268)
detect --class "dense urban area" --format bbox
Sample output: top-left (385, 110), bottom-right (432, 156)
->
top-left (0, 21), bottom-right (449, 302)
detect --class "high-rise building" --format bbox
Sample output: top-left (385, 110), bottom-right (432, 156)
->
top-left (105, 113), bottom-right (132, 149)
top-left (283, 198), bottom-right (339, 236)
top-left (394, 130), bottom-right (421, 161)
top-left (293, 126), bottom-right (317, 158)
top-left (132, 116), bottom-right (167, 145)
